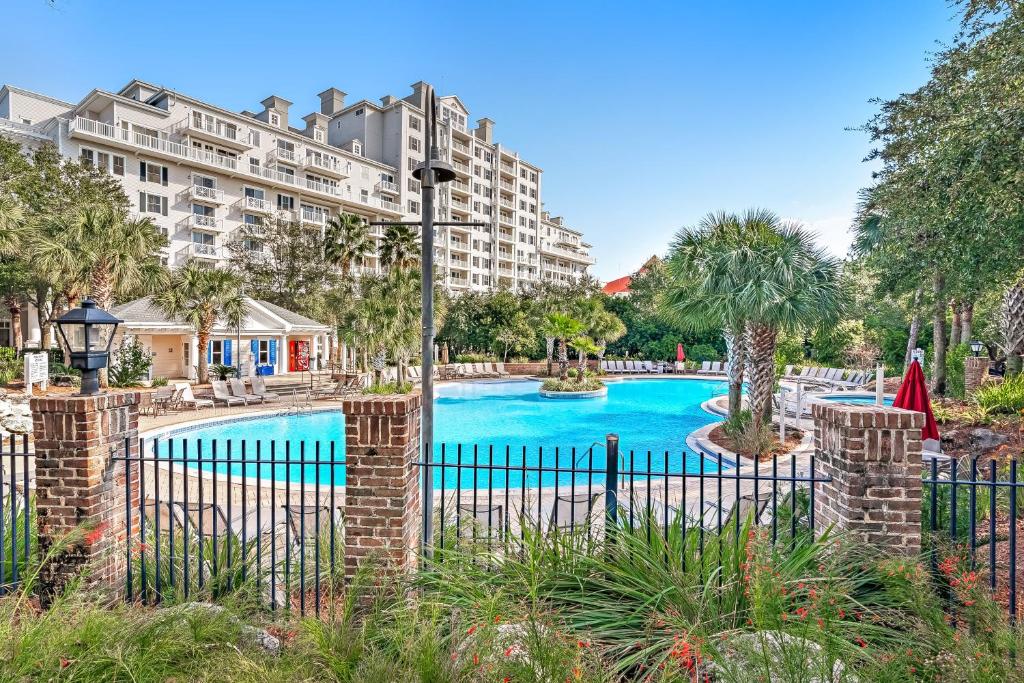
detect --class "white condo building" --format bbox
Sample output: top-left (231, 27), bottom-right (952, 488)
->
top-left (0, 80), bottom-right (594, 298)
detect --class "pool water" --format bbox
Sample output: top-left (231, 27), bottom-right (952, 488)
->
top-left (153, 378), bottom-right (730, 487)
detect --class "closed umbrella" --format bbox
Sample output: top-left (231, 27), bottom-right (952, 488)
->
top-left (892, 359), bottom-right (940, 441)
top-left (677, 343), bottom-right (685, 362)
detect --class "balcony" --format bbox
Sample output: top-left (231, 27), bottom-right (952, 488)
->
top-left (449, 240), bottom-right (470, 253)
top-left (188, 185), bottom-right (226, 204)
top-left (500, 198), bottom-right (514, 210)
top-left (179, 214), bottom-right (225, 232)
top-left (500, 162), bottom-right (515, 176)
top-left (277, 209), bottom-right (297, 223)
top-left (498, 267), bottom-right (515, 278)
top-left (499, 180), bottom-right (514, 192)
top-left (448, 276), bottom-right (469, 288)
top-left (451, 140), bottom-right (472, 157)
top-left (238, 195), bottom-right (274, 214)
top-left (497, 228), bottom-right (514, 242)
top-left (177, 242), bottom-right (220, 261)
top-left (499, 213), bottom-right (515, 227)
top-left (381, 198), bottom-right (401, 213)
top-left (452, 161), bottom-right (470, 175)
top-left (540, 242), bottom-right (597, 265)
top-left (300, 208), bottom-right (328, 227)
top-left (268, 147), bottom-right (299, 165)
top-left (451, 198), bottom-right (470, 212)
top-left (302, 153), bottom-right (347, 178)
top-left (178, 116), bottom-right (250, 151)
top-left (450, 179), bottom-right (470, 195)
top-left (375, 179), bottom-right (399, 194)
top-left (68, 116), bottom-right (380, 212)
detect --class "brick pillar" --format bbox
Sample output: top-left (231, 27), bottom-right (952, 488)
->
top-left (811, 403), bottom-right (924, 555)
top-left (341, 393), bottom-right (422, 578)
top-left (964, 356), bottom-right (988, 394)
top-left (30, 392), bottom-right (141, 602)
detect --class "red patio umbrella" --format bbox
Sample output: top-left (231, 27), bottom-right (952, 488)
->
top-left (892, 359), bottom-right (940, 441)
top-left (677, 343), bottom-right (686, 362)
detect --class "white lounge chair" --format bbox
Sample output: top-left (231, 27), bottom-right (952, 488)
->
top-left (710, 361), bottom-right (723, 374)
top-left (174, 382), bottom-right (214, 410)
top-left (641, 360), bottom-right (653, 373)
top-left (229, 378), bottom-right (263, 404)
top-left (493, 362), bottom-right (510, 378)
top-left (601, 360), bottom-right (611, 373)
top-left (212, 380), bottom-right (247, 407)
top-left (697, 361), bottom-right (712, 375)
top-left (251, 376), bottom-right (281, 402)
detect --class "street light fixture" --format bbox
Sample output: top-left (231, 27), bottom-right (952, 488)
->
top-left (970, 340), bottom-right (984, 357)
top-left (56, 298), bottom-right (122, 396)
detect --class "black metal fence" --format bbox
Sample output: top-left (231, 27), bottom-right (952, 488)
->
top-left (1, 435), bottom-right (33, 596)
top-left (419, 434), bottom-right (829, 558)
top-left (115, 437), bottom-right (347, 616)
top-left (924, 454), bottom-right (1023, 623)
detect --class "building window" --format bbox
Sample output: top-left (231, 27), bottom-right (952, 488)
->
top-left (139, 161), bottom-right (168, 186)
top-left (258, 339), bottom-right (271, 363)
top-left (520, 183), bottom-right (527, 194)
top-left (314, 129), bottom-right (324, 142)
top-left (407, 158), bottom-right (418, 172)
top-left (210, 340), bottom-right (224, 365)
top-left (408, 200), bottom-right (420, 213)
top-left (408, 136), bottom-right (420, 152)
top-left (277, 194), bottom-right (294, 210)
top-left (409, 116), bottom-right (421, 131)
top-left (270, 112), bottom-right (280, 126)
top-left (138, 192), bottom-right (168, 216)
top-left (112, 155), bottom-right (125, 176)
top-left (521, 169), bottom-right (527, 179)
top-left (530, 172), bottom-right (537, 183)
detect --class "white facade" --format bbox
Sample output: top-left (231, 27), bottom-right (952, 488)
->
top-left (0, 80), bottom-right (593, 291)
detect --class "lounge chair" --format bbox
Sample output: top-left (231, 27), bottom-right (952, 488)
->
top-left (641, 360), bottom-right (653, 373)
top-left (174, 382), bottom-right (213, 410)
top-left (600, 360), bottom-right (611, 373)
top-left (407, 366), bottom-right (421, 381)
top-left (548, 491), bottom-right (603, 532)
top-left (284, 502), bottom-right (344, 546)
top-left (697, 361), bottom-right (712, 375)
top-left (211, 381), bottom-right (247, 407)
top-left (783, 364), bottom-right (794, 378)
top-left (229, 378), bottom-right (263, 404)
top-left (312, 373), bottom-right (364, 399)
top-left (798, 367), bottom-right (813, 379)
top-left (628, 360), bottom-right (641, 373)
top-left (701, 494), bottom-right (771, 532)
top-left (493, 362), bottom-right (510, 378)
top-left (251, 376), bottom-right (282, 402)
top-left (710, 361), bottom-right (723, 374)
top-left (456, 502), bottom-right (504, 540)
top-left (474, 362), bottom-right (497, 378)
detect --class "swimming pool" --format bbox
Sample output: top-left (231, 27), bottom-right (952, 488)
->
top-left (152, 378), bottom-right (730, 487)
top-left (817, 394), bottom-right (894, 406)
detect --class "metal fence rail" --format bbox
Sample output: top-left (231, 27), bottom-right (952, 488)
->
top-left (418, 434), bottom-right (828, 560)
top-left (1, 435), bottom-right (33, 596)
top-left (114, 437), bottom-right (346, 616)
top-left (924, 455), bottom-right (1023, 623)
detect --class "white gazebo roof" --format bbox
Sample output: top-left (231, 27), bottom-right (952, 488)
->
top-left (110, 296), bottom-right (330, 336)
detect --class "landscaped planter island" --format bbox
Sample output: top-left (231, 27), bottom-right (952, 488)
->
top-left (538, 377), bottom-right (608, 399)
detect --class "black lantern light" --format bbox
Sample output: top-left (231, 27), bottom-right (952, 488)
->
top-left (970, 340), bottom-right (984, 357)
top-left (802, 337), bottom-right (813, 359)
top-left (56, 298), bottom-right (122, 395)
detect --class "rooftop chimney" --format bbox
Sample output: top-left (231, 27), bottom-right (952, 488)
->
top-left (475, 118), bottom-right (495, 144)
top-left (404, 81), bottom-right (430, 110)
top-left (303, 112), bottom-right (329, 138)
top-left (380, 95), bottom-right (397, 107)
top-left (318, 87), bottom-right (347, 116)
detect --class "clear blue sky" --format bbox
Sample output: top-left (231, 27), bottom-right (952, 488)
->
top-left (2, 1), bottom-right (959, 280)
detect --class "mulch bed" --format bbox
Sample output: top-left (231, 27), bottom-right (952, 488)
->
top-left (707, 425), bottom-right (804, 462)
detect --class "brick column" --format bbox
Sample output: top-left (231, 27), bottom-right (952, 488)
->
top-left (341, 393), bottom-right (422, 579)
top-left (811, 403), bottom-right (924, 555)
top-left (964, 356), bottom-right (988, 394)
top-left (30, 392), bottom-right (141, 602)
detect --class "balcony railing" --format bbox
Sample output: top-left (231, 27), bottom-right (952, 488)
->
top-left (180, 214), bottom-right (224, 231)
top-left (238, 196), bottom-right (274, 214)
top-left (68, 116), bottom-right (376, 209)
top-left (452, 140), bottom-right (471, 155)
top-left (177, 242), bottom-right (220, 260)
top-left (268, 147), bottom-right (298, 164)
top-left (376, 179), bottom-right (399, 193)
top-left (500, 199), bottom-right (514, 209)
top-left (540, 242), bottom-right (596, 264)
top-left (453, 161), bottom-right (470, 174)
top-left (179, 117), bottom-right (249, 149)
top-left (500, 163), bottom-right (515, 175)
top-left (302, 153), bottom-right (345, 176)
top-left (450, 180), bottom-right (470, 193)
top-left (499, 180), bottom-right (514, 192)
top-left (189, 185), bottom-right (225, 203)
top-left (449, 240), bottom-right (470, 252)
top-left (451, 199), bottom-right (470, 211)
top-left (300, 209), bottom-right (328, 226)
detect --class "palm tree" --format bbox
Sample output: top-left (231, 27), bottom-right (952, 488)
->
top-left (543, 313), bottom-right (584, 381)
top-left (589, 308), bottom-right (626, 367)
top-left (664, 209), bottom-right (842, 425)
top-left (36, 208), bottom-right (168, 311)
top-left (379, 224), bottom-right (419, 271)
top-left (0, 196), bottom-right (24, 258)
top-left (325, 212), bottom-right (373, 276)
top-left (569, 335), bottom-right (600, 383)
top-left (154, 261), bottom-right (246, 383)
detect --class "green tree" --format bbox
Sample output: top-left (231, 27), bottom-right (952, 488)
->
top-left (379, 224), bottom-right (419, 271)
top-left (153, 261), bottom-right (246, 383)
top-left (543, 313), bottom-right (584, 381)
top-left (569, 335), bottom-right (600, 383)
top-left (493, 311), bottom-right (534, 361)
top-left (589, 308), bottom-right (627, 366)
top-left (665, 210), bottom-right (842, 424)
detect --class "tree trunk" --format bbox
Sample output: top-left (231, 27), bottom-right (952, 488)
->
top-left (546, 336), bottom-right (555, 377)
top-left (960, 301), bottom-right (974, 346)
top-left (904, 287), bottom-right (923, 371)
top-left (90, 267), bottom-right (114, 312)
top-left (557, 338), bottom-right (569, 381)
top-left (746, 323), bottom-right (777, 426)
top-left (949, 301), bottom-right (962, 349)
top-left (197, 329), bottom-right (210, 383)
top-left (932, 271), bottom-right (947, 395)
top-left (4, 297), bottom-right (22, 350)
top-left (724, 326), bottom-right (746, 417)
top-left (577, 349), bottom-right (587, 382)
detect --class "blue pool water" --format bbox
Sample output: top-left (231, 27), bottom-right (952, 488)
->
top-left (152, 378), bottom-right (730, 487)
top-left (819, 395), bottom-right (894, 406)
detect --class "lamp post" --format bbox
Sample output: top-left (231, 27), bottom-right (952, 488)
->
top-left (56, 298), bottom-right (122, 396)
top-left (970, 340), bottom-right (984, 357)
top-left (802, 337), bottom-right (812, 360)
top-left (411, 85), bottom-right (456, 558)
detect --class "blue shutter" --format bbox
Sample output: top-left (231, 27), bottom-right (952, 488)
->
top-left (250, 339), bottom-right (258, 362)
top-left (207, 341), bottom-right (212, 364)
top-left (223, 340), bottom-right (232, 367)
top-left (269, 339), bottom-right (277, 366)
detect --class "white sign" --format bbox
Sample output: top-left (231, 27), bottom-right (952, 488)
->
top-left (24, 352), bottom-right (48, 393)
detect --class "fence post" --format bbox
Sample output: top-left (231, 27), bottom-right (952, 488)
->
top-left (341, 393), bottom-right (422, 580)
top-left (811, 402), bottom-right (924, 555)
top-left (29, 392), bottom-right (141, 603)
top-left (605, 434), bottom-right (619, 531)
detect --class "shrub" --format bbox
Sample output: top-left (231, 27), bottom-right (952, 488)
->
top-left (722, 409), bottom-right (776, 456)
top-left (151, 376), bottom-right (169, 387)
top-left (541, 377), bottom-right (604, 392)
top-left (209, 364), bottom-right (236, 381)
top-left (944, 343), bottom-right (970, 398)
top-left (973, 373), bottom-right (1024, 415)
top-left (363, 381), bottom-right (413, 395)
top-left (0, 352), bottom-right (20, 386)
top-left (454, 353), bottom-right (496, 363)
top-left (686, 343), bottom-right (719, 363)
top-left (108, 338), bottom-right (154, 387)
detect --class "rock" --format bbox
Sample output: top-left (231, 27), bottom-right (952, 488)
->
top-left (1, 415), bottom-right (32, 435)
top-left (969, 428), bottom-right (1008, 453)
top-left (173, 602), bottom-right (281, 655)
top-left (709, 630), bottom-right (852, 683)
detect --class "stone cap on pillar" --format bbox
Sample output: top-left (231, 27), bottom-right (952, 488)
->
top-left (30, 391), bottom-right (142, 414)
top-left (811, 402), bottom-right (925, 429)
top-left (340, 392), bottom-right (422, 416)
